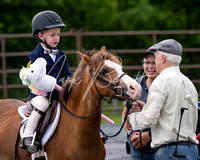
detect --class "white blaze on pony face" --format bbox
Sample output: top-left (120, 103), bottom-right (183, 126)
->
top-left (104, 60), bottom-right (141, 99)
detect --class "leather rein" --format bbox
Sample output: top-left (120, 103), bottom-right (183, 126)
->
top-left (61, 67), bottom-right (136, 138)
top-left (62, 67), bottom-right (127, 118)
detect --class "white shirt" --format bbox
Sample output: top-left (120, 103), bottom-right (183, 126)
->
top-left (49, 53), bottom-right (56, 62)
top-left (129, 66), bottom-right (199, 148)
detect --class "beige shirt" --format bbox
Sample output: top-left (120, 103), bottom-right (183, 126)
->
top-left (129, 66), bottom-right (199, 148)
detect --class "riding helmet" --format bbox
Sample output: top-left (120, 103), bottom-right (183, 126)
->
top-left (32, 10), bottom-right (66, 36)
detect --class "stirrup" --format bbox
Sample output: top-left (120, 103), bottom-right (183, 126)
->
top-left (20, 132), bottom-right (41, 154)
top-left (20, 138), bottom-right (41, 153)
top-left (27, 144), bottom-right (38, 154)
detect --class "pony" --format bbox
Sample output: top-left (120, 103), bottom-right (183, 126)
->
top-left (0, 46), bottom-right (141, 160)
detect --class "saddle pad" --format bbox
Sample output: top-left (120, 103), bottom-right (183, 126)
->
top-left (18, 103), bottom-right (61, 146)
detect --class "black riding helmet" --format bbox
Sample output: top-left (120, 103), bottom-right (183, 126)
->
top-left (32, 10), bottom-right (66, 48)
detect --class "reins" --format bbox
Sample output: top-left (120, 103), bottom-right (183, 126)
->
top-left (61, 67), bottom-right (127, 118)
top-left (90, 67), bottom-right (136, 139)
top-left (62, 68), bottom-right (125, 118)
top-left (61, 95), bottom-right (115, 118)
top-left (100, 99), bottom-right (134, 141)
top-left (48, 54), bottom-right (66, 102)
top-left (61, 66), bottom-right (136, 139)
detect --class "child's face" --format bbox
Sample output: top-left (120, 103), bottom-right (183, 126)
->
top-left (39, 27), bottom-right (61, 48)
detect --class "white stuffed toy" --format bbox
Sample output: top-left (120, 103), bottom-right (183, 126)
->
top-left (19, 58), bottom-right (61, 96)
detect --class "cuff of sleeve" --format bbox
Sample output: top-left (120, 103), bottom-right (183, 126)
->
top-left (129, 113), bottom-right (144, 131)
top-left (129, 113), bottom-right (137, 130)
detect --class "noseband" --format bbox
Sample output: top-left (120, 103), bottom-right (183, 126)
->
top-left (89, 67), bottom-right (127, 102)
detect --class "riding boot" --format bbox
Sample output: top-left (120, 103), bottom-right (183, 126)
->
top-left (20, 110), bottom-right (42, 153)
top-left (23, 96), bottom-right (49, 137)
top-left (24, 110), bottom-right (42, 138)
top-left (20, 96), bottom-right (49, 153)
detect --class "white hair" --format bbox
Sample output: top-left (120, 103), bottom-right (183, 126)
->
top-left (157, 50), bottom-right (182, 65)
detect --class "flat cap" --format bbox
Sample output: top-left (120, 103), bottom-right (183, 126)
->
top-left (147, 39), bottom-right (183, 56)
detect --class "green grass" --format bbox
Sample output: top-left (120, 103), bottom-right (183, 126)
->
top-left (101, 99), bottom-right (125, 124)
top-left (101, 110), bottom-right (123, 124)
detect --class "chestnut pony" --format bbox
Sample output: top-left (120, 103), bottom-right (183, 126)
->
top-left (0, 46), bottom-right (141, 160)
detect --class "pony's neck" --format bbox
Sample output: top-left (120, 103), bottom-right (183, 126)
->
top-left (66, 68), bottom-right (102, 123)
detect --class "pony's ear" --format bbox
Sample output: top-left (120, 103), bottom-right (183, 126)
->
top-left (100, 46), bottom-right (107, 52)
top-left (77, 51), bottom-right (91, 65)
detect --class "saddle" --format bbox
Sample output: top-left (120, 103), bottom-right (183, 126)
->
top-left (36, 100), bottom-right (58, 140)
top-left (19, 100), bottom-right (60, 152)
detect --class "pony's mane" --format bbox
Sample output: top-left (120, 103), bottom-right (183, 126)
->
top-left (91, 49), bottom-right (120, 67)
top-left (59, 49), bottom-right (120, 102)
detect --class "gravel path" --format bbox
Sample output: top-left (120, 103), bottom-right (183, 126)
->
top-left (101, 124), bottom-right (132, 160)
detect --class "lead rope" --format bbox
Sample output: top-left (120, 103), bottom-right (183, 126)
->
top-left (100, 99), bottom-right (133, 143)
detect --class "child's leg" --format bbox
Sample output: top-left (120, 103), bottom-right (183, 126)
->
top-left (23, 96), bottom-right (49, 138)
top-left (25, 101), bottom-right (33, 117)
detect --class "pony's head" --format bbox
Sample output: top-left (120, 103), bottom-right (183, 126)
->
top-left (61, 46), bottom-right (141, 102)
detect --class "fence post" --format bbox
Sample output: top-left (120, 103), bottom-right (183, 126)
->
top-left (75, 29), bottom-right (83, 64)
top-left (1, 38), bottom-right (7, 98)
top-left (152, 34), bottom-right (157, 44)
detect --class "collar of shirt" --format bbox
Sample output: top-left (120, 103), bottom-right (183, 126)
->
top-left (159, 66), bottom-right (180, 75)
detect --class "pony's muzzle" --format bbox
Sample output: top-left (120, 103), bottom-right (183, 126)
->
top-left (126, 83), bottom-right (141, 100)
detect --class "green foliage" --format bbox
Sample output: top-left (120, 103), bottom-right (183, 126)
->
top-left (1, 0), bottom-right (200, 33)
top-left (0, 0), bottom-right (200, 98)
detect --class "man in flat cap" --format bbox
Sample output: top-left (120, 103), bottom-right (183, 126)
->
top-left (127, 39), bottom-right (199, 159)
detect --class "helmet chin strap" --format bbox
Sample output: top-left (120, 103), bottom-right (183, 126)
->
top-left (34, 35), bottom-right (56, 49)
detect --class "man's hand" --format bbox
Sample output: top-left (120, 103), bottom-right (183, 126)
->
top-left (130, 132), bottom-right (151, 149)
top-left (133, 100), bottom-right (145, 112)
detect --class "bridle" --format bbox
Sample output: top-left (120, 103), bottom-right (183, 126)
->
top-left (62, 66), bottom-right (128, 118)
top-left (89, 67), bottom-right (136, 139)
top-left (61, 66), bottom-right (136, 138)
top-left (89, 67), bottom-right (127, 102)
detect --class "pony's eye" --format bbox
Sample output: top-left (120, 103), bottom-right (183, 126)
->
top-left (31, 70), bottom-right (34, 73)
top-left (100, 68), bottom-right (108, 75)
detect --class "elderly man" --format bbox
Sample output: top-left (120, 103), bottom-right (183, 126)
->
top-left (128, 39), bottom-right (199, 160)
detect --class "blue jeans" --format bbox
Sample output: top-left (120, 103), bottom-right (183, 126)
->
top-left (128, 139), bottom-right (155, 160)
top-left (154, 143), bottom-right (200, 160)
